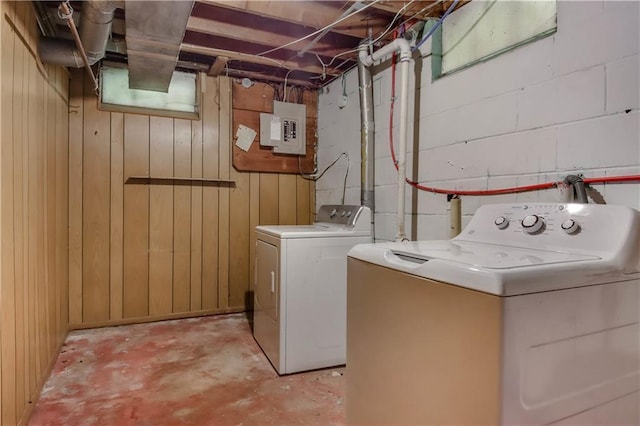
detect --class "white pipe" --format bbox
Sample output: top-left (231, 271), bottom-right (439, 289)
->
top-left (359, 38), bottom-right (411, 241)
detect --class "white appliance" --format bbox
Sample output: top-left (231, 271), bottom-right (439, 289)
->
top-left (254, 205), bottom-right (372, 375)
top-left (346, 203), bottom-right (640, 425)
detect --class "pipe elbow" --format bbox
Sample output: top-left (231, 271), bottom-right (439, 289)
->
top-left (358, 44), bottom-right (374, 66)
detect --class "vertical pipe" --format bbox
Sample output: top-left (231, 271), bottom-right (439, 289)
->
top-left (450, 197), bottom-right (462, 237)
top-left (359, 38), bottom-right (410, 241)
top-left (395, 50), bottom-right (410, 241)
top-left (358, 48), bottom-right (375, 218)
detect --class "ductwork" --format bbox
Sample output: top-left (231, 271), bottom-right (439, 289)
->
top-left (38, 0), bottom-right (119, 68)
top-left (125, 0), bottom-right (195, 92)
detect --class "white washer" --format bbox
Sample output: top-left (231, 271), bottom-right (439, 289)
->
top-left (346, 203), bottom-right (640, 425)
top-left (254, 205), bottom-right (372, 375)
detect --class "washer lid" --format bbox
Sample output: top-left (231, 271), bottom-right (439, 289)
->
top-left (347, 241), bottom-right (623, 296)
top-left (256, 224), bottom-right (370, 239)
top-left (389, 240), bottom-right (597, 269)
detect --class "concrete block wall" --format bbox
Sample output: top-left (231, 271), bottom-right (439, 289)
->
top-left (317, 1), bottom-right (639, 241)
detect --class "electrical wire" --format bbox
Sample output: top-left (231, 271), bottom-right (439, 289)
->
top-left (257, 0), bottom-right (384, 57)
top-left (412, 0), bottom-right (460, 52)
top-left (283, 69), bottom-right (294, 101)
top-left (308, 0), bottom-right (419, 73)
top-left (299, 152), bottom-right (348, 180)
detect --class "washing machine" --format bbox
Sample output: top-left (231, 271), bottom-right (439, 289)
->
top-left (346, 203), bottom-right (640, 425)
top-left (254, 204), bottom-right (372, 375)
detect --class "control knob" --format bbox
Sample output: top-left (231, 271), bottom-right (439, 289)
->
top-left (561, 219), bottom-right (580, 234)
top-left (329, 208), bottom-right (337, 218)
top-left (494, 216), bottom-right (509, 230)
top-left (521, 214), bottom-right (545, 234)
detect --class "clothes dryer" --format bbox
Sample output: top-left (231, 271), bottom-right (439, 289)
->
top-left (254, 205), bottom-right (372, 374)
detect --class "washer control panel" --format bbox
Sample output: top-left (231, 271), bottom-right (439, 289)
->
top-left (458, 203), bottom-right (640, 256)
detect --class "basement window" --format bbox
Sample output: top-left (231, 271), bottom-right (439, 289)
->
top-left (430, 0), bottom-right (557, 78)
top-left (99, 63), bottom-right (200, 120)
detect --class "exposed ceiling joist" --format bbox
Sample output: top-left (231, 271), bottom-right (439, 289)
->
top-left (36, 0), bottom-right (467, 89)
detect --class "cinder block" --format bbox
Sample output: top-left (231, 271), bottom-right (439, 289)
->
top-left (517, 67), bottom-right (605, 131)
top-left (415, 214), bottom-right (449, 241)
top-left (419, 91), bottom-right (518, 149)
top-left (600, 166), bottom-right (640, 210)
top-left (557, 111), bottom-right (639, 169)
top-left (606, 54), bottom-right (640, 113)
top-left (374, 184), bottom-right (398, 214)
top-left (373, 213), bottom-right (397, 242)
top-left (554, 0), bottom-right (638, 76)
top-left (421, 36), bottom-right (554, 116)
top-left (375, 156), bottom-right (398, 186)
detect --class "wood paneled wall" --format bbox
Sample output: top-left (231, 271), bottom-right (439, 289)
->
top-left (69, 72), bottom-right (315, 327)
top-left (0, 2), bottom-right (70, 425)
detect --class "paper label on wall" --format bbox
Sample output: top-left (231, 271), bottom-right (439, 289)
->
top-left (270, 116), bottom-right (281, 141)
top-left (235, 124), bottom-right (257, 152)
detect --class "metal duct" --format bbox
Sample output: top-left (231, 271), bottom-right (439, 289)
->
top-left (38, 0), bottom-right (118, 67)
top-left (125, 1), bottom-right (195, 92)
top-left (357, 48), bottom-right (375, 224)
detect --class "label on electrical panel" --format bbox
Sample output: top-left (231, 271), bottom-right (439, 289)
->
top-left (270, 116), bottom-right (281, 140)
top-left (283, 119), bottom-right (297, 142)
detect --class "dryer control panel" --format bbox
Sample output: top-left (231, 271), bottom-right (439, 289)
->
top-left (316, 205), bottom-right (371, 230)
top-left (455, 203), bottom-right (640, 266)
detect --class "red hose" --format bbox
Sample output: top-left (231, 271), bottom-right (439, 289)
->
top-left (386, 48), bottom-right (640, 196)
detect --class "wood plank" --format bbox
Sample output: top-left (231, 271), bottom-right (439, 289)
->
top-left (34, 54), bottom-right (47, 381)
top-left (208, 56), bottom-right (228, 76)
top-left (218, 77), bottom-right (232, 309)
top-left (1, 5), bottom-right (17, 421)
top-left (303, 90), bottom-right (318, 118)
top-left (180, 43), bottom-right (337, 77)
top-left (110, 112), bottom-right (124, 320)
top-left (248, 173), bottom-right (259, 310)
top-left (82, 74), bottom-right (111, 323)
top-left (173, 119), bottom-right (192, 313)
top-left (27, 49), bottom-right (41, 394)
top-left (11, 13), bottom-right (27, 416)
top-left (55, 73), bottom-right (70, 343)
top-left (228, 166), bottom-right (250, 308)
top-left (67, 69), bottom-right (84, 325)
top-left (123, 114), bottom-right (150, 318)
top-left (190, 111), bottom-right (203, 311)
top-left (45, 60), bottom-right (57, 355)
top-left (231, 81), bottom-right (273, 113)
top-left (201, 76), bottom-right (219, 310)
top-left (258, 173), bottom-right (278, 225)
top-left (148, 117), bottom-right (174, 316)
top-left (296, 175), bottom-right (311, 225)
top-left (278, 174), bottom-right (297, 225)
top-left (310, 180), bottom-right (316, 223)
top-left (196, 0), bottom-right (391, 40)
top-left (186, 15), bottom-right (352, 60)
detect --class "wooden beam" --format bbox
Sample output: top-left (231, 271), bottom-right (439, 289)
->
top-left (196, 0), bottom-right (394, 40)
top-left (224, 68), bottom-right (319, 88)
top-left (208, 56), bottom-right (228, 76)
top-left (187, 16), bottom-right (351, 58)
top-left (180, 43), bottom-right (345, 77)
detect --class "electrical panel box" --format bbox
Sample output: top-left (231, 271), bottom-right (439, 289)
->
top-left (258, 101), bottom-right (306, 155)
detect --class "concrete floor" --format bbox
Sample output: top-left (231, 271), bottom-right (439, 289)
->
top-left (28, 314), bottom-right (346, 426)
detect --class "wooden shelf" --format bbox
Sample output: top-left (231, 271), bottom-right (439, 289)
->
top-left (126, 176), bottom-right (236, 187)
